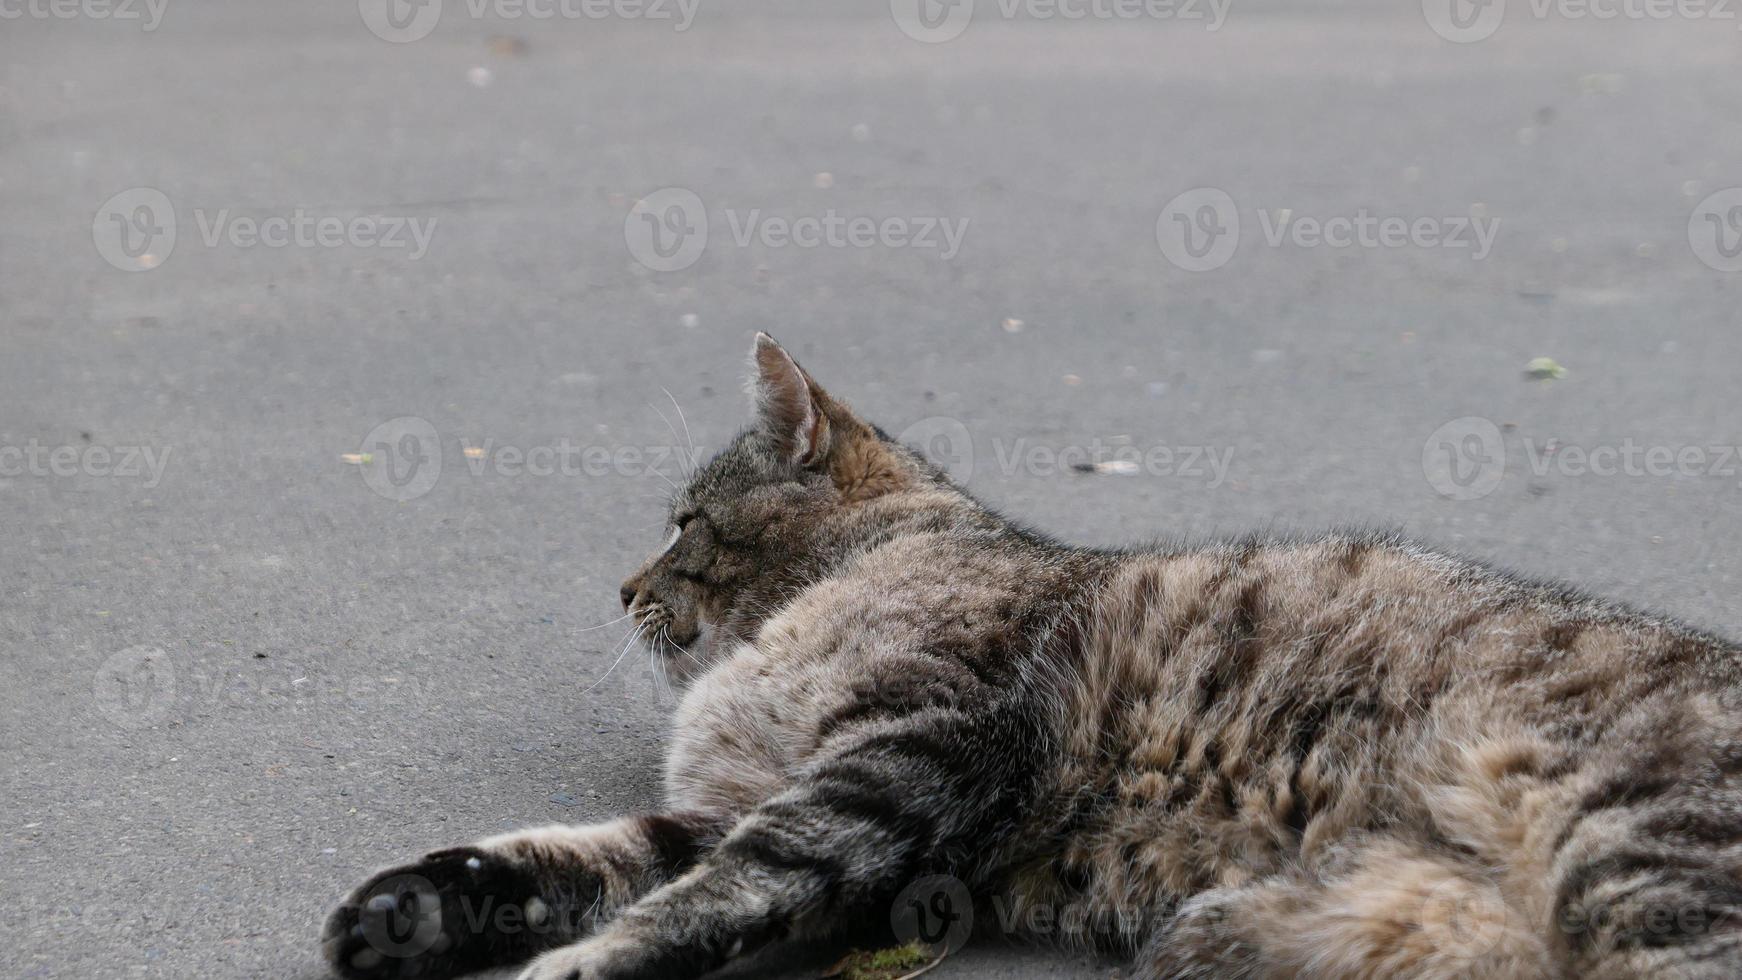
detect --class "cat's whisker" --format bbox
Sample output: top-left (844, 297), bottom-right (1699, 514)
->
top-left (661, 386), bottom-right (699, 475)
top-left (570, 610), bottom-right (636, 633)
top-left (647, 401), bottom-right (693, 482)
top-left (653, 645), bottom-right (670, 692)
top-left (582, 622), bottom-right (648, 695)
top-left (647, 466), bottom-right (681, 493)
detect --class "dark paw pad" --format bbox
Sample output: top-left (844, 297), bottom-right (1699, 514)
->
top-left (322, 847), bottom-right (572, 979)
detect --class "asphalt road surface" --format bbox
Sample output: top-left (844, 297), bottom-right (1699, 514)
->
top-left (5, 1), bottom-right (1742, 978)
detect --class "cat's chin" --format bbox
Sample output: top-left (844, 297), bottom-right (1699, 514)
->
top-left (655, 623), bottom-right (714, 686)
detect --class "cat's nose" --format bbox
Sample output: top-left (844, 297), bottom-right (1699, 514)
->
top-left (619, 583), bottom-right (638, 611)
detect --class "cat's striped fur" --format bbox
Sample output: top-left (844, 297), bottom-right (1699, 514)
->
top-left (325, 334), bottom-right (1742, 979)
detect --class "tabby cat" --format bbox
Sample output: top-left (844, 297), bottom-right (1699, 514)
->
top-left (324, 334), bottom-right (1742, 979)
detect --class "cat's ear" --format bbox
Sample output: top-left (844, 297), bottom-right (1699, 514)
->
top-left (750, 332), bottom-right (831, 467)
top-left (748, 333), bottom-right (920, 501)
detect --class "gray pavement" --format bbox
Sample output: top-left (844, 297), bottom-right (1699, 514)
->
top-left (4, 1), bottom-right (1742, 978)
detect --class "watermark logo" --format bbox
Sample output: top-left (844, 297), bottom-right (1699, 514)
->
top-left (352, 418), bottom-right (706, 501)
top-left (892, 875), bottom-right (974, 954)
top-left (1425, 0), bottom-right (1742, 41)
top-left (191, 208), bottom-right (437, 260)
top-left (1415, 877), bottom-right (1514, 961)
top-left (1156, 187), bottom-right (1240, 272)
top-left (359, 0), bottom-right (443, 41)
top-left (890, 0), bottom-right (976, 42)
top-left (625, 187), bottom-right (709, 272)
top-left (0, 0), bottom-right (168, 30)
top-left (625, 187), bottom-right (971, 271)
top-left (1422, 0), bottom-right (1506, 42)
top-left (895, 416), bottom-right (1236, 487)
top-left (356, 875), bottom-right (445, 959)
top-left (94, 187), bottom-right (176, 271)
top-left (94, 188), bottom-right (437, 270)
top-left (1689, 187), bottom-right (1742, 273)
top-left (0, 440), bottom-right (173, 487)
top-left (1411, 872), bottom-right (1725, 955)
top-left (361, 0), bottom-right (698, 41)
top-left (897, 416), bottom-right (977, 483)
top-left (892, 0), bottom-right (1230, 41)
top-left (1158, 189), bottom-right (1500, 271)
top-left (1422, 416), bottom-right (1507, 501)
top-left (92, 649), bottom-right (439, 730)
top-left (93, 646), bottom-right (177, 730)
top-left (359, 417), bottom-right (444, 502)
top-left (1424, 417), bottom-right (1742, 500)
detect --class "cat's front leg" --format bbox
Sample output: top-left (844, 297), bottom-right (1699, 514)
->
top-left (322, 812), bottom-right (723, 980)
top-left (515, 700), bottom-right (1054, 980)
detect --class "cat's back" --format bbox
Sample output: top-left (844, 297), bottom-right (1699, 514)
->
top-left (1059, 531), bottom-right (1742, 790)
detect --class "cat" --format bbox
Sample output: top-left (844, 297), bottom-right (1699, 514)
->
top-left (324, 333), bottom-right (1742, 980)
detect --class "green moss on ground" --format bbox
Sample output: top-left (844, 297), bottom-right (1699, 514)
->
top-left (828, 942), bottom-right (936, 980)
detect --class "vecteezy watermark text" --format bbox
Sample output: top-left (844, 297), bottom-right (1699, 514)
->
top-left (352, 417), bottom-right (704, 502)
top-left (890, 0), bottom-right (1231, 43)
top-left (94, 646), bottom-right (435, 730)
top-left (1157, 188), bottom-right (1500, 272)
top-left (625, 187), bottom-right (969, 272)
top-left (93, 187), bottom-right (437, 271)
top-left (1423, 416), bottom-right (1742, 501)
top-left (723, 210), bottom-right (969, 260)
top-left (897, 416), bottom-right (1236, 488)
top-left (1422, 0), bottom-right (1742, 43)
top-left (0, 439), bottom-right (171, 488)
top-left (358, 0), bottom-right (700, 43)
top-left (191, 209), bottom-right (437, 260)
top-left (0, 0), bottom-right (167, 29)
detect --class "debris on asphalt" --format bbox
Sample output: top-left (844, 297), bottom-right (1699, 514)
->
top-left (823, 943), bottom-right (943, 980)
top-left (468, 66), bottom-right (494, 88)
top-left (1001, 317), bottom-right (1024, 333)
top-left (488, 35), bottom-right (529, 57)
top-left (1579, 73), bottom-right (1626, 94)
top-left (1072, 460), bottom-right (1140, 476)
top-left (1524, 357), bottom-right (1567, 381)
top-left (549, 792), bottom-right (580, 807)
top-left (340, 453), bottom-right (373, 465)
top-left (813, 172), bottom-right (835, 189)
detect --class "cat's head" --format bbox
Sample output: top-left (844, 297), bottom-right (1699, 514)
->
top-left (617, 333), bottom-right (951, 681)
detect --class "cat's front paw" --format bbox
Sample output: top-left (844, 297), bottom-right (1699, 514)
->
top-left (514, 942), bottom-right (606, 980)
top-left (323, 846), bottom-right (592, 980)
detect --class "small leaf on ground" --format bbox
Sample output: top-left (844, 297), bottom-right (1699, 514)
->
top-left (1524, 356), bottom-right (1567, 381)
